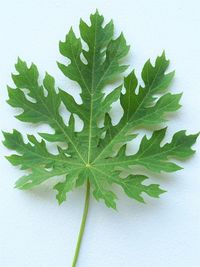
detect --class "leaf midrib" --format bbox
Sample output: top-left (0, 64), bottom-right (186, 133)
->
top-left (86, 22), bottom-right (124, 163)
top-left (87, 14), bottom-right (98, 164)
top-left (10, 139), bottom-right (83, 168)
top-left (95, 140), bottom-right (186, 168)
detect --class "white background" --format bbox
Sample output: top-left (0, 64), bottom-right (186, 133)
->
top-left (0, 1), bottom-right (200, 266)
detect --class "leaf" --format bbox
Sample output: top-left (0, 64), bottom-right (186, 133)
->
top-left (113, 175), bottom-right (166, 203)
top-left (4, 10), bottom-right (198, 209)
top-left (95, 128), bottom-right (198, 174)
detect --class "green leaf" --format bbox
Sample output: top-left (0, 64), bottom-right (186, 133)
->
top-left (95, 128), bottom-right (198, 173)
top-left (113, 175), bottom-right (166, 203)
top-left (4, 11), bottom-right (198, 210)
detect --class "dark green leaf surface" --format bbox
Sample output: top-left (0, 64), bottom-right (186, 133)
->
top-left (3, 11), bottom-right (198, 208)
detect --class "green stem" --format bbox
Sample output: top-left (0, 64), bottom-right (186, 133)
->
top-left (72, 179), bottom-right (90, 267)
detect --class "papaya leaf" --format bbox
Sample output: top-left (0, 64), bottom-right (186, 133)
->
top-left (3, 10), bottom-right (198, 267)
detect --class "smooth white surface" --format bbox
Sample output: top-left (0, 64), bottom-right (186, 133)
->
top-left (0, 1), bottom-right (200, 267)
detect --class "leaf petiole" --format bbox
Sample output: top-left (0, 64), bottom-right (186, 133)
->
top-left (72, 179), bottom-right (90, 267)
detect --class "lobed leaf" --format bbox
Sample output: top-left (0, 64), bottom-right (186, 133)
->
top-left (3, 11), bottom-right (198, 209)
